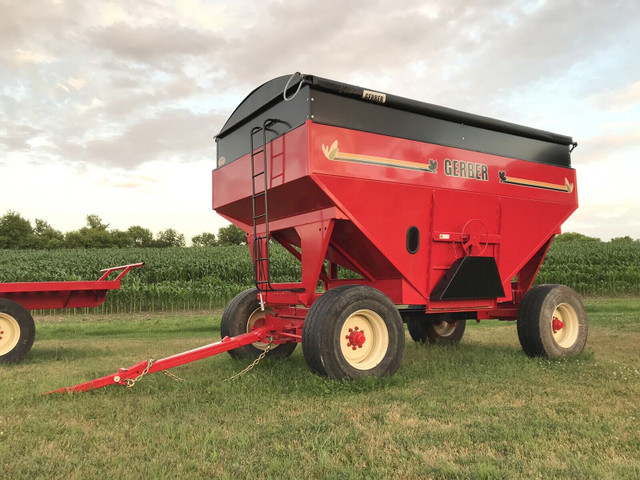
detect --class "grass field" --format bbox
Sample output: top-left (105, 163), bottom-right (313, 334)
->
top-left (2, 298), bottom-right (639, 479)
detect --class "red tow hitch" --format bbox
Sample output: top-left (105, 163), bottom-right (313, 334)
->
top-left (45, 312), bottom-right (304, 394)
top-left (45, 328), bottom-right (268, 394)
top-left (552, 317), bottom-right (564, 334)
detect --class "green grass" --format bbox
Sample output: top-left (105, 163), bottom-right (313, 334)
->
top-left (2, 299), bottom-right (639, 479)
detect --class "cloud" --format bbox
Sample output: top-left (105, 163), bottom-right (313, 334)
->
top-left (566, 203), bottom-right (640, 241)
top-left (52, 109), bottom-right (223, 168)
top-left (89, 22), bottom-right (225, 65)
top-left (0, 124), bottom-right (42, 151)
top-left (588, 81), bottom-right (640, 112)
top-left (576, 129), bottom-right (640, 164)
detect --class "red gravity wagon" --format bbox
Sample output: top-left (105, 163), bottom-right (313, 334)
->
top-left (0, 263), bottom-right (143, 364)
top-left (49, 73), bottom-right (587, 392)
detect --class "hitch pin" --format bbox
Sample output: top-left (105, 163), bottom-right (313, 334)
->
top-left (259, 292), bottom-right (265, 311)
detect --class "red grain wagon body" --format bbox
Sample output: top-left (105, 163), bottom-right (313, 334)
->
top-left (49, 74), bottom-right (587, 392)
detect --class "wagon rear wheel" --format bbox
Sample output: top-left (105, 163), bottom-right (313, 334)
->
top-left (517, 284), bottom-right (588, 357)
top-left (0, 299), bottom-right (35, 364)
top-left (221, 288), bottom-right (296, 360)
top-left (405, 312), bottom-right (466, 344)
top-left (302, 285), bottom-right (405, 380)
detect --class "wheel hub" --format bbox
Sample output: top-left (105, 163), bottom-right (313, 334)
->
top-left (432, 320), bottom-right (456, 337)
top-left (552, 317), bottom-right (564, 334)
top-left (345, 326), bottom-right (365, 350)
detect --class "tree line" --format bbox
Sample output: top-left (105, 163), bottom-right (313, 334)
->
top-left (0, 211), bottom-right (246, 249)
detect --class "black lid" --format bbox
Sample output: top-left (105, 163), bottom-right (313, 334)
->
top-left (216, 73), bottom-right (574, 147)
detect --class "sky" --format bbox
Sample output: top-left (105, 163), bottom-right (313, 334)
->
top-left (1, 0), bottom-right (639, 243)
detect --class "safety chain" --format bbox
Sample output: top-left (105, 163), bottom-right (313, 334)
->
top-left (162, 369), bottom-right (187, 383)
top-left (123, 341), bottom-right (274, 388)
top-left (125, 359), bottom-right (155, 388)
top-left (223, 341), bottom-right (273, 383)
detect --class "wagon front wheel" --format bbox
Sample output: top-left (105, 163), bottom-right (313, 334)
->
top-left (221, 288), bottom-right (296, 360)
top-left (0, 298), bottom-right (36, 364)
top-left (302, 285), bottom-right (405, 380)
top-left (517, 284), bottom-right (588, 357)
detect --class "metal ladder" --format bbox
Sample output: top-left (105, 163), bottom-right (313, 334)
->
top-left (249, 119), bottom-right (303, 293)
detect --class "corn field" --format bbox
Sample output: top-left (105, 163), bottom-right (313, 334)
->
top-left (0, 245), bottom-right (300, 314)
top-left (535, 238), bottom-right (640, 295)
top-left (0, 237), bottom-right (638, 314)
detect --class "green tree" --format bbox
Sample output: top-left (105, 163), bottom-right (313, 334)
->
top-left (217, 224), bottom-right (246, 245)
top-left (86, 214), bottom-right (109, 230)
top-left (64, 215), bottom-right (116, 248)
top-left (33, 219), bottom-right (64, 249)
top-left (155, 228), bottom-right (186, 248)
top-left (191, 232), bottom-right (217, 247)
top-left (110, 229), bottom-right (132, 248)
top-left (127, 225), bottom-right (154, 247)
top-left (0, 211), bottom-right (34, 249)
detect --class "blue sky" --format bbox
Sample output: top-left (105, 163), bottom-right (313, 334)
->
top-left (1, 0), bottom-right (639, 242)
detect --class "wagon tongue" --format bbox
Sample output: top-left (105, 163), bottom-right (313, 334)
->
top-left (44, 328), bottom-right (268, 394)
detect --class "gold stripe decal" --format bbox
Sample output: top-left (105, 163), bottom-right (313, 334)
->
top-left (321, 140), bottom-right (437, 173)
top-left (499, 171), bottom-right (574, 193)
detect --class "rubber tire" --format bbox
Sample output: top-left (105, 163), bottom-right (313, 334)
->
top-left (220, 288), bottom-right (296, 360)
top-left (302, 285), bottom-right (405, 380)
top-left (517, 284), bottom-right (588, 357)
top-left (0, 298), bottom-right (36, 364)
top-left (406, 313), bottom-right (466, 344)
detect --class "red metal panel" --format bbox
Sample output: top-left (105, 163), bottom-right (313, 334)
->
top-left (307, 123), bottom-right (577, 306)
top-left (0, 263), bottom-right (143, 310)
top-left (212, 124), bottom-right (314, 217)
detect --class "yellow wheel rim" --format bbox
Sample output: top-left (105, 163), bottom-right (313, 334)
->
top-left (432, 320), bottom-right (456, 337)
top-left (246, 307), bottom-right (272, 351)
top-left (551, 303), bottom-right (579, 348)
top-left (0, 313), bottom-right (21, 356)
top-left (340, 309), bottom-right (389, 370)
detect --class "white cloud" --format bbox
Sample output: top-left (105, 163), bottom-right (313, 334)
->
top-left (66, 76), bottom-right (86, 90)
top-left (588, 81), bottom-right (640, 112)
top-left (14, 48), bottom-right (55, 64)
